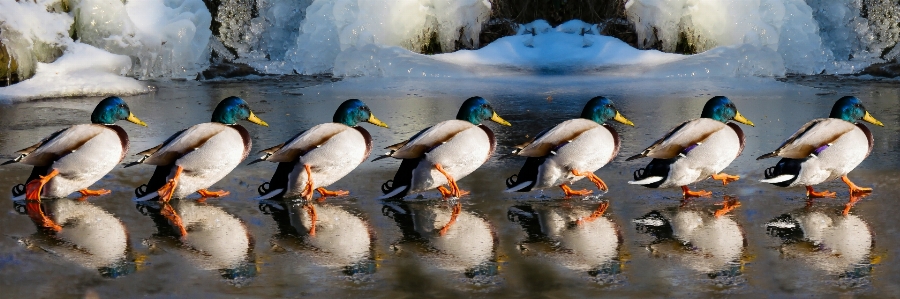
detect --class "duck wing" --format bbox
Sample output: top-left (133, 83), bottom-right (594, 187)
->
top-left (386, 120), bottom-right (474, 159)
top-left (516, 119), bottom-right (599, 157)
top-left (757, 118), bottom-right (856, 160)
top-left (11, 124), bottom-right (109, 166)
top-left (134, 123), bottom-right (228, 166)
top-left (626, 118), bottom-right (727, 160)
top-left (261, 123), bottom-right (349, 163)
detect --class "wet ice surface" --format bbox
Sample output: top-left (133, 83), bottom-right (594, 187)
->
top-left (0, 75), bottom-right (899, 297)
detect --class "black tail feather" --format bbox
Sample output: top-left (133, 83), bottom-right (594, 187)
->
top-left (257, 162), bottom-right (295, 198)
top-left (380, 158), bottom-right (420, 199)
top-left (631, 158), bottom-right (676, 188)
top-left (762, 158), bottom-right (804, 187)
top-left (135, 165), bottom-right (174, 199)
top-left (505, 157), bottom-right (545, 192)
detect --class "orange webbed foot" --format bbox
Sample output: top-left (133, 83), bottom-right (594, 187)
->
top-left (434, 164), bottom-right (464, 198)
top-left (78, 188), bottom-right (111, 197)
top-left (711, 173), bottom-right (740, 186)
top-left (805, 186), bottom-right (836, 198)
top-left (576, 201), bottom-right (609, 226)
top-left (316, 187), bottom-right (349, 202)
top-left (560, 184), bottom-right (593, 198)
top-left (714, 196), bottom-right (741, 218)
top-left (24, 169), bottom-right (62, 232)
top-left (196, 189), bottom-right (230, 199)
top-left (572, 169), bottom-right (608, 192)
top-left (841, 175), bottom-right (872, 196)
top-left (681, 186), bottom-right (711, 198)
top-left (157, 166), bottom-right (184, 203)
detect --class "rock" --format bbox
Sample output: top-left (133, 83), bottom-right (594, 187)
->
top-left (198, 62), bottom-right (263, 80)
top-left (0, 42), bottom-right (20, 86)
top-left (859, 61), bottom-right (900, 78)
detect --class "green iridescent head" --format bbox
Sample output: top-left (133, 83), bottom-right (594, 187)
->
top-left (456, 96), bottom-right (511, 126)
top-left (830, 96), bottom-right (883, 126)
top-left (91, 96), bottom-right (147, 126)
top-left (580, 96), bottom-right (634, 126)
top-left (333, 99), bottom-right (388, 128)
top-left (211, 96), bottom-right (268, 126)
top-left (700, 96), bottom-right (754, 126)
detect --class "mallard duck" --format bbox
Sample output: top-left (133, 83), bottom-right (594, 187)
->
top-left (252, 99), bottom-right (388, 203)
top-left (131, 96), bottom-right (268, 204)
top-left (628, 96), bottom-right (754, 198)
top-left (759, 96), bottom-right (883, 199)
top-left (4, 96), bottom-right (146, 231)
top-left (377, 96), bottom-right (511, 200)
top-left (505, 96), bottom-right (634, 197)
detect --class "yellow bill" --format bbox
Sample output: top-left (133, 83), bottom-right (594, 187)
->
top-left (863, 111), bottom-right (884, 126)
top-left (490, 111), bottom-right (512, 126)
top-left (732, 111), bottom-right (755, 126)
top-left (368, 114), bottom-right (389, 128)
top-left (127, 112), bottom-right (148, 126)
top-left (613, 111), bottom-right (635, 126)
top-left (247, 111), bottom-right (269, 127)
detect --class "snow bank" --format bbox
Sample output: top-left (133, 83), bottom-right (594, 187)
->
top-left (0, 44), bottom-right (148, 102)
top-left (71, 0), bottom-right (213, 79)
top-left (624, 0), bottom-right (900, 74)
top-left (0, 0), bottom-right (72, 80)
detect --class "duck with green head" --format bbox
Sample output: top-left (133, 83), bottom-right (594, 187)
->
top-left (250, 99), bottom-right (387, 234)
top-left (505, 96), bottom-right (634, 198)
top-left (377, 96), bottom-right (511, 200)
top-left (129, 96), bottom-right (267, 235)
top-left (4, 96), bottom-right (147, 231)
top-left (760, 96), bottom-right (884, 212)
top-left (628, 96), bottom-right (755, 198)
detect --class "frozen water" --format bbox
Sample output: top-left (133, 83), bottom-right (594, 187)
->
top-left (0, 0), bottom-right (72, 80)
top-left (0, 43), bottom-right (148, 102)
top-left (71, 0), bottom-right (213, 79)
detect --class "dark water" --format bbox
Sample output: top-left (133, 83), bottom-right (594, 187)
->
top-left (0, 75), bottom-right (898, 298)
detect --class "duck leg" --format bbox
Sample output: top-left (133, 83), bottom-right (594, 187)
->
top-left (710, 173), bottom-right (740, 186)
top-left (805, 186), bottom-right (836, 198)
top-left (300, 164), bottom-right (315, 201)
top-left (316, 187), bottom-right (349, 202)
top-left (157, 166), bottom-right (183, 203)
top-left (575, 201), bottom-right (609, 226)
top-left (24, 169), bottom-right (61, 232)
top-left (438, 201), bottom-right (462, 236)
top-left (434, 164), bottom-right (468, 198)
top-left (75, 188), bottom-right (111, 201)
top-left (571, 169), bottom-right (608, 192)
top-left (842, 193), bottom-right (869, 216)
top-left (841, 175), bottom-right (872, 196)
top-left (681, 186), bottom-right (711, 198)
top-left (714, 196), bottom-right (741, 218)
top-left (303, 203), bottom-right (318, 237)
top-left (560, 184), bottom-right (593, 197)
top-left (197, 189), bottom-right (230, 198)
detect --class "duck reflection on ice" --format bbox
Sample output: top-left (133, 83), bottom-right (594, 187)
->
top-left (633, 196), bottom-right (746, 278)
top-left (136, 199), bottom-right (256, 281)
top-left (382, 200), bottom-right (497, 277)
top-left (258, 200), bottom-right (375, 275)
top-left (507, 201), bottom-right (624, 278)
top-left (12, 198), bottom-right (136, 278)
top-left (766, 204), bottom-right (875, 279)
